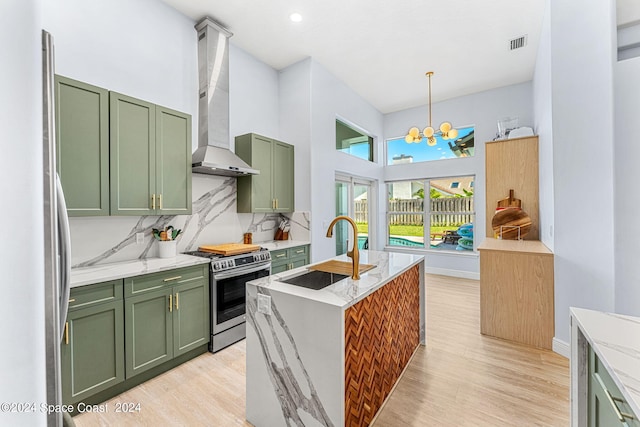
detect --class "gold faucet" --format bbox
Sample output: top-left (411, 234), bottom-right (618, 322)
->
top-left (326, 216), bottom-right (360, 280)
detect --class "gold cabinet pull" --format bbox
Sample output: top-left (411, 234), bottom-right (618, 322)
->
top-left (175, 292), bottom-right (179, 310)
top-left (169, 294), bottom-right (173, 312)
top-left (152, 194), bottom-right (156, 210)
top-left (275, 253), bottom-right (286, 258)
top-left (68, 298), bottom-right (76, 303)
top-left (163, 276), bottom-right (182, 282)
top-left (276, 199), bottom-right (278, 209)
top-left (295, 249), bottom-right (304, 254)
top-left (159, 194), bottom-right (162, 210)
top-left (64, 322), bottom-right (69, 345)
top-left (272, 199), bottom-right (275, 209)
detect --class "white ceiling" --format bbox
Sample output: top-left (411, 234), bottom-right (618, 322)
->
top-left (161, 0), bottom-right (548, 113)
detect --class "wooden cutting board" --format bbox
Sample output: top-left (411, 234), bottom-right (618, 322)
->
top-left (198, 243), bottom-right (261, 256)
top-left (491, 208), bottom-right (531, 240)
top-left (309, 260), bottom-right (376, 276)
top-left (496, 189), bottom-right (522, 209)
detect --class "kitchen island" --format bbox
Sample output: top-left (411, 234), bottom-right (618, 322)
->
top-left (246, 250), bottom-right (425, 427)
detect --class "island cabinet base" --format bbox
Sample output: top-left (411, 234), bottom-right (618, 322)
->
top-left (344, 264), bottom-right (421, 427)
top-left (246, 253), bottom-right (425, 427)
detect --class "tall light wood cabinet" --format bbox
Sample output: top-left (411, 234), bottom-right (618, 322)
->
top-left (485, 136), bottom-right (539, 239)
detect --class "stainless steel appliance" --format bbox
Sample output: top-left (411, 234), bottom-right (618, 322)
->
top-left (185, 248), bottom-right (271, 352)
top-left (43, 30), bottom-right (72, 427)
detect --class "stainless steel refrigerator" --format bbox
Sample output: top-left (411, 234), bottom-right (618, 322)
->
top-left (42, 29), bottom-right (72, 427)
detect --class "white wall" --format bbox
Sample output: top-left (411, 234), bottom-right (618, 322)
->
top-left (533, 0), bottom-right (554, 251)
top-left (229, 44), bottom-right (280, 149)
top-left (0, 0), bottom-right (47, 425)
top-left (614, 55), bottom-right (640, 316)
top-left (549, 0), bottom-right (616, 343)
top-left (279, 59), bottom-right (313, 213)
top-left (308, 60), bottom-right (386, 262)
top-left (280, 58), bottom-right (386, 262)
top-left (44, 0), bottom-right (198, 144)
top-left (384, 82), bottom-right (533, 275)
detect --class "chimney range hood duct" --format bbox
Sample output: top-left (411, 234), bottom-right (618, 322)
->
top-left (192, 17), bottom-right (259, 177)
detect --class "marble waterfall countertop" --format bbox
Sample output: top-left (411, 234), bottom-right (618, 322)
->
top-left (571, 307), bottom-right (640, 417)
top-left (70, 255), bottom-right (211, 288)
top-left (248, 250), bottom-right (424, 308)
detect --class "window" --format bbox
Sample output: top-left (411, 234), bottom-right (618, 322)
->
top-left (386, 126), bottom-right (474, 165)
top-left (336, 119), bottom-right (374, 162)
top-left (387, 176), bottom-right (475, 251)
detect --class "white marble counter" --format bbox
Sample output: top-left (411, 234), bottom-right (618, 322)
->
top-left (570, 307), bottom-right (640, 425)
top-left (258, 239), bottom-right (310, 251)
top-left (248, 250), bottom-right (424, 308)
top-left (245, 250), bottom-right (425, 427)
top-left (70, 255), bottom-right (211, 288)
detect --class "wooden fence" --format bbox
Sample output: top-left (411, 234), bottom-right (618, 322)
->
top-left (355, 197), bottom-right (474, 226)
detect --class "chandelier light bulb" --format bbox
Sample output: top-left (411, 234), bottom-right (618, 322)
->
top-left (404, 135), bottom-right (413, 143)
top-left (449, 128), bottom-right (459, 139)
top-left (423, 126), bottom-right (435, 138)
top-left (427, 137), bottom-right (437, 146)
top-left (440, 122), bottom-right (452, 133)
top-left (409, 127), bottom-right (420, 138)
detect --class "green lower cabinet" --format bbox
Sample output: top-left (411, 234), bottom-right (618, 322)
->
top-left (589, 347), bottom-right (639, 427)
top-left (125, 266), bottom-right (209, 379)
top-left (270, 245), bottom-right (310, 274)
top-left (61, 298), bottom-right (124, 404)
top-left (124, 287), bottom-right (173, 379)
top-left (173, 279), bottom-right (209, 356)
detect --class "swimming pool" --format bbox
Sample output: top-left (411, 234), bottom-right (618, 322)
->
top-left (357, 236), bottom-right (425, 249)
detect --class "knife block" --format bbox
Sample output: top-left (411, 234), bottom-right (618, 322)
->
top-left (274, 229), bottom-right (289, 240)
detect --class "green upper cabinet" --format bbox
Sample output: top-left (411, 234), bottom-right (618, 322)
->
top-left (110, 93), bottom-right (191, 216)
top-left (55, 76), bottom-right (109, 216)
top-left (156, 106), bottom-right (192, 215)
top-left (235, 133), bottom-right (295, 213)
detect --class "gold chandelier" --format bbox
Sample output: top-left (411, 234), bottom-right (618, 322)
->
top-left (405, 71), bottom-right (458, 146)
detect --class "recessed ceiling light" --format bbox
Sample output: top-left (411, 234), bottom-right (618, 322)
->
top-left (289, 13), bottom-right (302, 23)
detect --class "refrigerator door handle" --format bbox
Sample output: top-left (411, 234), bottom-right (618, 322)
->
top-left (56, 174), bottom-right (71, 334)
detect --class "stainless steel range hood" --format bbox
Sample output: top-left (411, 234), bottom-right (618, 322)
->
top-left (192, 17), bottom-right (259, 177)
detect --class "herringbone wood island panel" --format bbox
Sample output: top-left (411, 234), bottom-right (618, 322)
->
top-left (344, 264), bottom-right (421, 427)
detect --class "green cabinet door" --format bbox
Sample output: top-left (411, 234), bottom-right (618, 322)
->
top-left (55, 76), bottom-right (109, 216)
top-left (236, 134), bottom-right (274, 212)
top-left (124, 287), bottom-right (173, 378)
top-left (156, 106), bottom-right (192, 215)
top-left (110, 92), bottom-right (156, 215)
top-left (273, 140), bottom-right (295, 212)
top-left (173, 278), bottom-right (209, 357)
top-left (61, 300), bottom-right (124, 404)
top-left (236, 133), bottom-right (295, 213)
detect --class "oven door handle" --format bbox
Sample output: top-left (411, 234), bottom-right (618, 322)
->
top-left (213, 262), bottom-right (271, 281)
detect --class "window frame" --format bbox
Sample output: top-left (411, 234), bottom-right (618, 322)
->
top-left (385, 175), bottom-right (476, 254)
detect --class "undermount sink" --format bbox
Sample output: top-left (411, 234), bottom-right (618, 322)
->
top-left (281, 270), bottom-right (349, 290)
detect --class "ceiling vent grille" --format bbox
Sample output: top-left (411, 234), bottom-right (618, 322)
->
top-left (509, 35), bottom-right (528, 50)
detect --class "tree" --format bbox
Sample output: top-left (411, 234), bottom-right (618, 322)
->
top-left (413, 188), bottom-right (442, 199)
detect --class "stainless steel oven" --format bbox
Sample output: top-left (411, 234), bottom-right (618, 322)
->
top-left (185, 249), bottom-right (271, 352)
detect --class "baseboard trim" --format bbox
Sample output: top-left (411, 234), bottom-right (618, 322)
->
top-left (425, 267), bottom-right (480, 280)
top-left (552, 337), bottom-right (570, 358)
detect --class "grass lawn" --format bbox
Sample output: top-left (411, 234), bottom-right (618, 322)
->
top-left (357, 223), bottom-right (460, 237)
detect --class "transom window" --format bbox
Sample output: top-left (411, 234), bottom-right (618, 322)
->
top-left (386, 126), bottom-right (474, 165)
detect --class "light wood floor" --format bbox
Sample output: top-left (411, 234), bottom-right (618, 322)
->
top-left (74, 274), bottom-right (569, 426)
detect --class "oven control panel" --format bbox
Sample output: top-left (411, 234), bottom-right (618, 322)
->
top-left (211, 251), bottom-right (271, 272)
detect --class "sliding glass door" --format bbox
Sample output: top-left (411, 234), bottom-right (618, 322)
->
top-left (335, 175), bottom-right (375, 255)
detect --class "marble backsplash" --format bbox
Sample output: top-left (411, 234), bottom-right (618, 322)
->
top-left (70, 174), bottom-right (310, 267)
